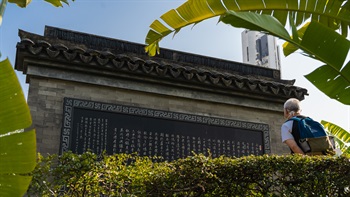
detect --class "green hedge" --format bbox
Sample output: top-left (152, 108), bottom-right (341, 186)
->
top-left (27, 152), bottom-right (350, 196)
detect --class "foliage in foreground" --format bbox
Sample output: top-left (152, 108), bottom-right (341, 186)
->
top-left (28, 152), bottom-right (350, 197)
top-left (0, 58), bottom-right (36, 197)
top-left (0, 1), bottom-right (74, 196)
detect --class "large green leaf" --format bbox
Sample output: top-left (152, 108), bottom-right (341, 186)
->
top-left (221, 12), bottom-right (349, 66)
top-left (145, 1), bottom-right (350, 105)
top-left (303, 23), bottom-right (350, 105)
top-left (301, 22), bottom-right (350, 71)
top-left (305, 62), bottom-right (350, 104)
top-left (0, 59), bottom-right (36, 197)
top-left (221, 12), bottom-right (350, 105)
top-left (0, 130), bottom-right (36, 174)
top-left (0, 59), bottom-right (31, 134)
top-left (145, 0), bottom-right (350, 56)
top-left (282, 22), bottom-right (310, 56)
top-left (219, 11), bottom-right (292, 42)
top-left (322, 120), bottom-right (350, 154)
top-left (0, 130), bottom-right (36, 197)
top-left (297, 22), bottom-right (350, 106)
top-left (0, 175), bottom-right (33, 197)
top-left (0, 0), bottom-right (74, 195)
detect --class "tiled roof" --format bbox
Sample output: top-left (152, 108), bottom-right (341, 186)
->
top-left (15, 27), bottom-right (308, 101)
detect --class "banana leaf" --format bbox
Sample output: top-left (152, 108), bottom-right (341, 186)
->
top-left (0, 59), bottom-right (36, 197)
top-left (303, 23), bottom-right (350, 105)
top-left (282, 22), bottom-right (310, 56)
top-left (145, 0), bottom-right (350, 56)
top-left (305, 62), bottom-right (350, 105)
top-left (322, 120), bottom-right (350, 154)
top-left (8, 0), bottom-right (73, 8)
top-left (220, 12), bottom-right (350, 105)
top-left (8, 0), bottom-right (31, 7)
top-left (219, 11), bottom-right (292, 42)
top-left (0, 0), bottom-right (6, 26)
top-left (44, 0), bottom-right (72, 7)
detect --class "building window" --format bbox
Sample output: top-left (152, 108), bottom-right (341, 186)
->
top-left (246, 47), bottom-right (249, 61)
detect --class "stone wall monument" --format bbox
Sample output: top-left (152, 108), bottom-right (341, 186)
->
top-left (15, 26), bottom-right (307, 159)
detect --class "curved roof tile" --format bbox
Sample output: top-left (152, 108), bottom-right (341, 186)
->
top-left (15, 29), bottom-right (308, 101)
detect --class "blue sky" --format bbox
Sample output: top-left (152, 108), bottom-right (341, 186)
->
top-left (1, 0), bottom-right (349, 131)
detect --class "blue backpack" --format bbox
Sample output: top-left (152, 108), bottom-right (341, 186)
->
top-left (288, 116), bottom-right (335, 155)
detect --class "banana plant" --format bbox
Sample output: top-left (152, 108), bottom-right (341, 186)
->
top-left (219, 11), bottom-right (350, 105)
top-left (145, 0), bottom-right (349, 55)
top-left (218, 10), bottom-right (350, 155)
top-left (144, 0), bottom-right (350, 105)
top-left (0, 3), bottom-right (36, 196)
top-left (322, 120), bottom-right (350, 155)
top-left (0, 58), bottom-right (36, 197)
top-left (0, 0), bottom-right (74, 196)
top-left (144, 0), bottom-right (350, 153)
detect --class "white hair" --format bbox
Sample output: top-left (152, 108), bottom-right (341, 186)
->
top-left (284, 98), bottom-right (301, 115)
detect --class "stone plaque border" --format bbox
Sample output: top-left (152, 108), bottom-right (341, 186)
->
top-left (60, 97), bottom-right (271, 154)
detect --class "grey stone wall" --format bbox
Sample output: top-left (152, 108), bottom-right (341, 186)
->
top-left (16, 26), bottom-right (303, 156)
top-left (28, 76), bottom-right (290, 155)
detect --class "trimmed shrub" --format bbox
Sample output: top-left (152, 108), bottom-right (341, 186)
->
top-left (27, 152), bottom-right (350, 196)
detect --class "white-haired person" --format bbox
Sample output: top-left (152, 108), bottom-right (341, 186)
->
top-left (281, 98), bottom-right (305, 155)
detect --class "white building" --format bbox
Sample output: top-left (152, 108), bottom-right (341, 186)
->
top-left (241, 30), bottom-right (281, 70)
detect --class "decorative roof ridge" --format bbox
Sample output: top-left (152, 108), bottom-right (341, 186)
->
top-left (43, 26), bottom-right (282, 80)
top-left (16, 30), bottom-right (308, 100)
top-left (18, 29), bottom-right (293, 83)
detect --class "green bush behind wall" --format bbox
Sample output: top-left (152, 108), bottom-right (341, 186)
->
top-left (27, 152), bottom-right (350, 197)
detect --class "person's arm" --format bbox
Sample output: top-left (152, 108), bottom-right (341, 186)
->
top-left (284, 139), bottom-right (304, 155)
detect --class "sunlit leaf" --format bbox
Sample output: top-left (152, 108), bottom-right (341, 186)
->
top-left (44, 0), bottom-right (62, 7)
top-left (0, 175), bottom-right (33, 197)
top-left (301, 22), bottom-right (350, 71)
top-left (145, 21), bottom-right (172, 49)
top-left (145, 42), bottom-right (159, 57)
top-left (282, 22), bottom-right (310, 56)
top-left (145, 0), bottom-right (350, 56)
top-left (322, 120), bottom-right (350, 154)
top-left (176, 0), bottom-right (217, 24)
top-left (0, 58), bottom-right (36, 197)
top-left (0, 130), bottom-right (36, 196)
top-left (144, 0), bottom-right (350, 107)
top-left (220, 11), bottom-right (291, 42)
top-left (8, 0), bottom-right (73, 7)
top-left (190, 10), bottom-right (350, 106)
top-left (0, 59), bottom-right (31, 134)
top-left (0, 130), bottom-right (36, 174)
top-left (8, 0), bottom-right (31, 8)
top-left (44, 0), bottom-right (72, 7)
top-left (305, 62), bottom-right (350, 105)
top-left (0, 0), bottom-right (7, 26)
top-left (288, 12), bottom-right (299, 43)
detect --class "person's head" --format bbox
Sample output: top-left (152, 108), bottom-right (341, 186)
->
top-left (283, 98), bottom-right (301, 119)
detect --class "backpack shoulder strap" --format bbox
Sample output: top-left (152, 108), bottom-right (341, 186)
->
top-left (291, 119), bottom-right (301, 143)
top-left (289, 115), bottom-right (307, 122)
top-left (289, 116), bottom-right (305, 153)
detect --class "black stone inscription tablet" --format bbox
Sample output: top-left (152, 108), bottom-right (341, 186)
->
top-left (61, 98), bottom-right (270, 160)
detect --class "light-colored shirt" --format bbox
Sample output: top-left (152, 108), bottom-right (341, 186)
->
top-left (281, 120), bottom-right (294, 143)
